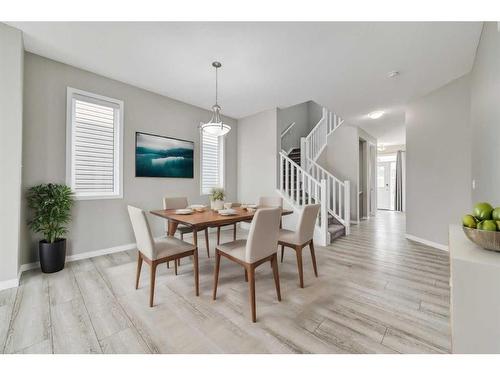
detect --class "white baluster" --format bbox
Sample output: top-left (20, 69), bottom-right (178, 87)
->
top-left (302, 171), bottom-right (305, 206)
top-left (308, 177), bottom-right (311, 204)
top-left (280, 154), bottom-right (283, 192)
top-left (344, 180), bottom-right (350, 234)
top-left (320, 179), bottom-right (328, 240)
top-left (290, 163), bottom-right (295, 202)
top-left (339, 182), bottom-right (343, 221)
top-left (285, 159), bottom-right (289, 197)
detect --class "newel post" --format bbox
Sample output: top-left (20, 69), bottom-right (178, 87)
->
top-left (320, 178), bottom-right (328, 245)
top-left (344, 180), bottom-right (350, 235)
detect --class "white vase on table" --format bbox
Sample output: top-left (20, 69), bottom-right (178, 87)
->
top-left (211, 199), bottom-right (224, 211)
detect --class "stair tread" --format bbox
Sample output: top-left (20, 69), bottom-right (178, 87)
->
top-left (328, 224), bottom-right (345, 233)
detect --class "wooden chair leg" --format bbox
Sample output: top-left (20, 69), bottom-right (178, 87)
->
top-left (135, 252), bottom-right (143, 289)
top-left (150, 262), bottom-right (158, 307)
top-left (309, 240), bottom-right (318, 277)
top-left (167, 261), bottom-right (170, 269)
top-left (204, 228), bottom-right (210, 258)
top-left (280, 244), bottom-right (285, 263)
top-left (296, 246), bottom-right (304, 288)
top-left (271, 254), bottom-right (281, 301)
top-left (248, 265), bottom-right (257, 322)
top-left (217, 227), bottom-right (221, 245)
top-left (174, 258), bottom-right (178, 275)
top-left (233, 223), bottom-right (237, 241)
top-left (180, 232), bottom-right (184, 240)
top-left (213, 251), bottom-right (221, 300)
top-left (244, 269), bottom-right (248, 282)
top-left (193, 249), bottom-right (199, 296)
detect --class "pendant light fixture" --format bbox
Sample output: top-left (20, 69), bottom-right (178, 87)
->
top-left (200, 61), bottom-right (231, 136)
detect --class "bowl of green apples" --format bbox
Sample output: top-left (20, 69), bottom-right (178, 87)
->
top-left (462, 202), bottom-right (500, 252)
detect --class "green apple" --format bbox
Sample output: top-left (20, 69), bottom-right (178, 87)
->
top-left (477, 221), bottom-right (484, 230)
top-left (462, 214), bottom-right (477, 228)
top-left (473, 202), bottom-right (493, 221)
top-left (492, 207), bottom-right (500, 221)
top-left (481, 220), bottom-right (497, 231)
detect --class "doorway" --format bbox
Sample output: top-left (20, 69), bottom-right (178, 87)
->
top-left (377, 154), bottom-right (396, 210)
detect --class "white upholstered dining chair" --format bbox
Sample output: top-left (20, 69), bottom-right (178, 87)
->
top-left (127, 205), bottom-right (199, 307)
top-left (259, 196), bottom-right (283, 208)
top-left (163, 196), bottom-right (210, 258)
top-left (278, 204), bottom-right (320, 288)
top-left (213, 207), bottom-right (282, 322)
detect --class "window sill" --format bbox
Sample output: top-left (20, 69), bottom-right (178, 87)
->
top-left (73, 194), bottom-right (123, 201)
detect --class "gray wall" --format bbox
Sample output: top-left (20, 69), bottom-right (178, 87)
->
top-left (317, 124), bottom-right (376, 222)
top-left (0, 24), bottom-right (23, 283)
top-left (318, 124), bottom-right (359, 221)
top-left (238, 108), bottom-right (278, 204)
top-left (277, 102), bottom-right (309, 153)
top-left (277, 100), bottom-right (322, 153)
top-left (470, 22), bottom-right (500, 204)
top-left (21, 53), bottom-right (238, 265)
top-left (406, 74), bottom-right (472, 246)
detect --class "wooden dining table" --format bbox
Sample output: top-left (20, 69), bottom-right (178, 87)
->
top-left (150, 207), bottom-right (293, 247)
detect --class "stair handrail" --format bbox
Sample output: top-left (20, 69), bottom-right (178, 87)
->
top-left (280, 121), bottom-right (296, 139)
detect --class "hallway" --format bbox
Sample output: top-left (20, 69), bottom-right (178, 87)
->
top-left (0, 211), bottom-right (450, 354)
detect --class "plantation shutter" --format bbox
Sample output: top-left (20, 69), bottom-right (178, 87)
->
top-left (67, 88), bottom-right (123, 199)
top-left (201, 132), bottom-right (224, 195)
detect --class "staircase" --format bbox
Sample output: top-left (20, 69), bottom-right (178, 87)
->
top-left (278, 106), bottom-right (350, 246)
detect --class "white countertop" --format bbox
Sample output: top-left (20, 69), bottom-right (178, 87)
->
top-left (449, 224), bottom-right (500, 265)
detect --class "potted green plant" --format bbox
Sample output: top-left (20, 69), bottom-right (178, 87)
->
top-left (27, 183), bottom-right (74, 273)
top-left (210, 187), bottom-right (225, 210)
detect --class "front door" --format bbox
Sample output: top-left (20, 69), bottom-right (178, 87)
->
top-left (377, 162), bottom-right (391, 210)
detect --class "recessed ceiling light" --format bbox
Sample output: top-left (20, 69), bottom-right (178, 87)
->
top-left (387, 71), bottom-right (400, 78)
top-left (368, 111), bottom-right (385, 119)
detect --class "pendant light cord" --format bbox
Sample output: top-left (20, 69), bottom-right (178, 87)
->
top-left (215, 66), bottom-right (218, 106)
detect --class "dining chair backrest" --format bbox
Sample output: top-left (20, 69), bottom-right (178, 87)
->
top-left (245, 207), bottom-right (281, 263)
top-left (295, 204), bottom-right (321, 244)
top-left (163, 197), bottom-right (189, 232)
top-left (127, 205), bottom-right (155, 260)
top-left (259, 196), bottom-right (283, 208)
top-left (163, 197), bottom-right (188, 210)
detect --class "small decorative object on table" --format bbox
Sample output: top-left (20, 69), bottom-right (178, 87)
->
top-left (218, 208), bottom-right (237, 216)
top-left (27, 183), bottom-right (74, 273)
top-left (210, 187), bottom-right (225, 211)
top-left (190, 204), bottom-right (207, 212)
top-left (462, 202), bottom-right (500, 252)
top-left (175, 208), bottom-right (194, 215)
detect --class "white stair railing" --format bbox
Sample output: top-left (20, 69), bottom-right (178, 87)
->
top-left (302, 106), bottom-right (350, 234)
top-left (279, 151), bottom-right (329, 245)
top-left (308, 161), bottom-right (350, 233)
top-left (304, 107), bottom-right (344, 166)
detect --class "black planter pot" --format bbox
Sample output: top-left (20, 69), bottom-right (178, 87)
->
top-left (39, 238), bottom-right (66, 273)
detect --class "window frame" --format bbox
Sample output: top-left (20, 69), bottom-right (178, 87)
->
top-left (200, 130), bottom-right (225, 196)
top-left (66, 87), bottom-right (124, 200)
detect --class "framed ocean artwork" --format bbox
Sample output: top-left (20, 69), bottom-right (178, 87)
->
top-left (135, 132), bottom-right (194, 178)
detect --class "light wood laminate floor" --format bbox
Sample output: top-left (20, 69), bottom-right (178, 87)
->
top-left (0, 211), bottom-right (450, 354)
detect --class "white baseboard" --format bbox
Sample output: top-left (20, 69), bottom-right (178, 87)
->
top-left (0, 277), bottom-right (19, 291)
top-left (17, 227), bottom-right (236, 279)
top-left (405, 234), bottom-right (448, 251)
top-left (19, 240), bottom-right (140, 274)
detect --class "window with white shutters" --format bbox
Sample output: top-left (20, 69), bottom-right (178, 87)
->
top-left (66, 88), bottom-right (123, 199)
top-left (200, 131), bottom-right (224, 195)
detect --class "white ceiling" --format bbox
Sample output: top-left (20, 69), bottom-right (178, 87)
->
top-left (9, 22), bottom-right (482, 145)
